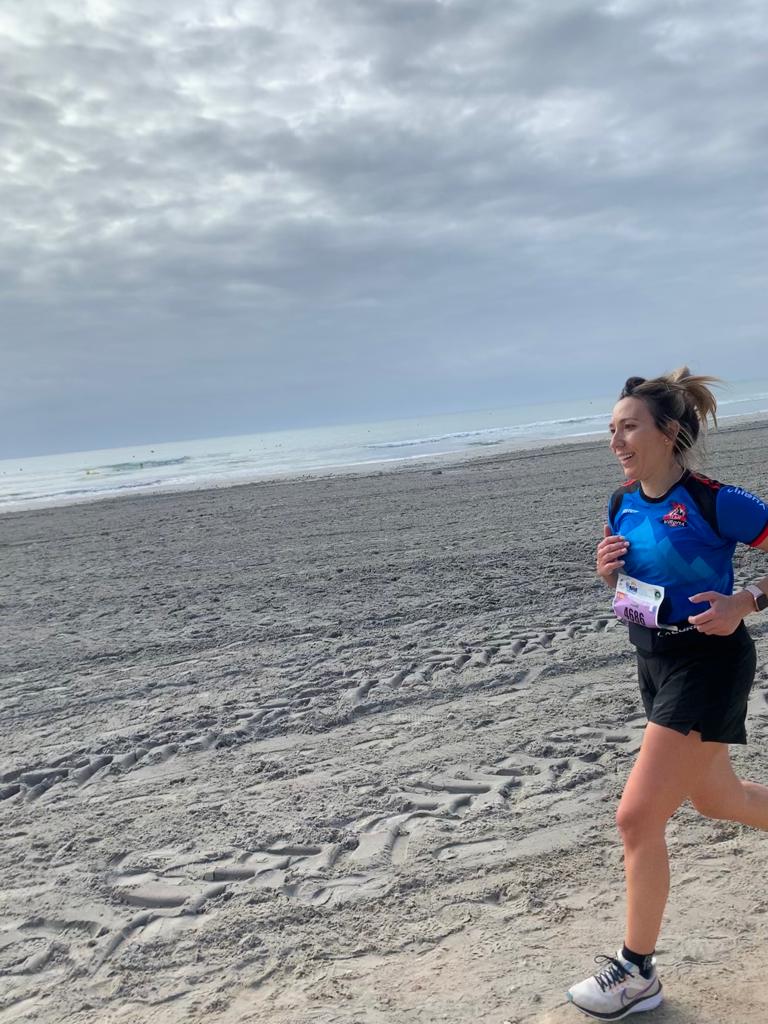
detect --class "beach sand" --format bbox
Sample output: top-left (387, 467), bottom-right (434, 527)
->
top-left (2, 420), bottom-right (768, 1024)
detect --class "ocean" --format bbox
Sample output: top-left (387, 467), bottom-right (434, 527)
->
top-left (3, 381), bottom-right (768, 514)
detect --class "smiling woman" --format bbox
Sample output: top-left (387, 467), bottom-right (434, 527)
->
top-left (567, 367), bottom-right (768, 1021)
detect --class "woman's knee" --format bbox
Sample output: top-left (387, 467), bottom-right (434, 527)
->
top-left (615, 799), bottom-right (668, 844)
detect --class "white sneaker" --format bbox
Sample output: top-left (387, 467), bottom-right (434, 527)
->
top-left (567, 952), bottom-right (663, 1020)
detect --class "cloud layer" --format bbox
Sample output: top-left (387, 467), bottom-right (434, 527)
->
top-left (2, 1), bottom-right (767, 455)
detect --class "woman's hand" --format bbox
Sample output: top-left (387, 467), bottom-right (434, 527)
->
top-left (596, 525), bottom-right (628, 588)
top-left (688, 590), bottom-right (754, 635)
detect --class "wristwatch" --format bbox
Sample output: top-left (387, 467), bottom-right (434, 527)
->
top-left (746, 584), bottom-right (768, 612)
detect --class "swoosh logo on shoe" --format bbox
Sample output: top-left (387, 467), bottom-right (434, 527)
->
top-left (621, 978), bottom-right (660, 1006)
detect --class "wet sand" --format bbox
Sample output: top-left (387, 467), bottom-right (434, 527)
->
top-left (2, 419), bottom-right (768, 1024)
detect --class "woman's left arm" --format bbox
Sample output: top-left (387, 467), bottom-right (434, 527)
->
top-left (743, 534), bottom-right (768, 609)
top-left (688, 547), bottom-right (768, 636)
top-left (687, 486), bottom-right (768, 634)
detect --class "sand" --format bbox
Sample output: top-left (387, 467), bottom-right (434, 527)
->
top-left (2, 420), bottom-right (768, 1024)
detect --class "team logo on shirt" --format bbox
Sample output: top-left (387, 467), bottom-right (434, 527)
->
top-left (662, 502), bottom-right (688, 528)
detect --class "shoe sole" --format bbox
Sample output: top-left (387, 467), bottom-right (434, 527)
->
top-left (568, 987), bottom-right (663, 1020)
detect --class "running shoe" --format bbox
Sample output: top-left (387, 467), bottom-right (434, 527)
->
top-left (567, 951), bottom-right (663, 1020)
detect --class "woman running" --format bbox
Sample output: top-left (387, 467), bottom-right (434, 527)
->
top-left (567, 368), bottom-right (768, 1020)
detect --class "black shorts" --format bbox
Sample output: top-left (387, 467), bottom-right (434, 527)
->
top-left (630, 621), bottom-right (757, 744)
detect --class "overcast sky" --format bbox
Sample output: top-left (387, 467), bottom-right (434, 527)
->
top-left (2, 0), bottom-right (767, 457)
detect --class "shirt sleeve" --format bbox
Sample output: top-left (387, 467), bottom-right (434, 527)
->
top-left (716, 486), bottom-right (768, 546)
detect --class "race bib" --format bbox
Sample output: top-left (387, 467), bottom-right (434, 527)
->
top-left (613, 574), bottom-right (665, 629)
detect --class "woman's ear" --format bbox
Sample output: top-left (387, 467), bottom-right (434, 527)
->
top-left (664, 421), bottom-right (680, 447)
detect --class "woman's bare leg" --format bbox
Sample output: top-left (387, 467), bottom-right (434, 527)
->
top-left (688, 745), bottom-right (768, 828)
top-left (616, 724), bottom-right (730, 953)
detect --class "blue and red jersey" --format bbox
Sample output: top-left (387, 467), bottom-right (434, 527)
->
top-left (608, 471), bottom-right (768, 625)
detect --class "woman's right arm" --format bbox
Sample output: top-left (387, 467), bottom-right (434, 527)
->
top-left (596, 524), bottom-right (628, 589)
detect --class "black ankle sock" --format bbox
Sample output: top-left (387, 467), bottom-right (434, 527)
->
top-left (621, 944), bottom-right (654, 979)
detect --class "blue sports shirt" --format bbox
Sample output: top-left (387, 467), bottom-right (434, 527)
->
top-left (608, 471), bottom-right (768, 625)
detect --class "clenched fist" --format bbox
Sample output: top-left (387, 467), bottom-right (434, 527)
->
top-left (596, 524), bottom-right (628, 588)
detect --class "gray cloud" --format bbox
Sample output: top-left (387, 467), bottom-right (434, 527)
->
top-left (1, 0), bottom-right (767, 456)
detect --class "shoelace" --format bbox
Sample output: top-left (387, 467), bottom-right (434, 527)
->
top-left (592, 955), bottom-right (634, 993)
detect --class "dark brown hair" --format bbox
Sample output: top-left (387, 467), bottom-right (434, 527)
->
top-left (619, 366), bottom-right (720, 468)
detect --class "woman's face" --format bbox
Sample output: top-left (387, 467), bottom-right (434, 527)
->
top-left (609, 396), bottom-right (675, 480)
